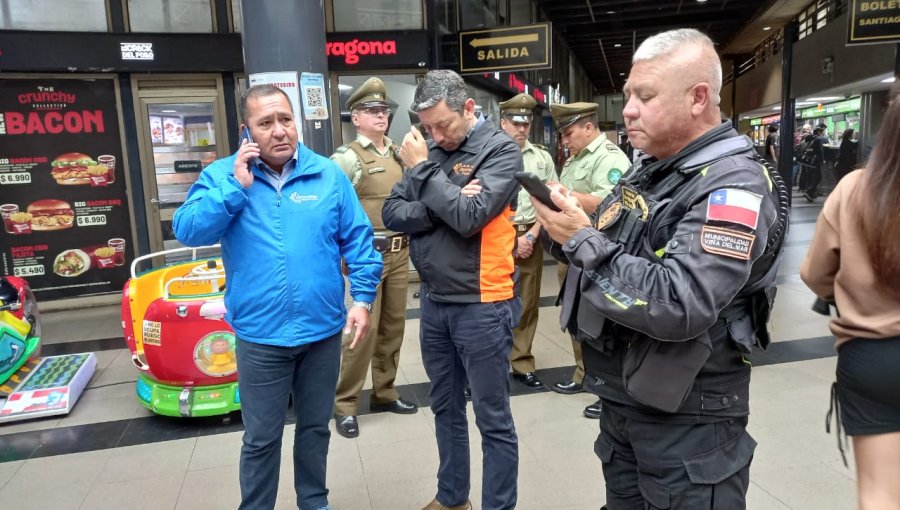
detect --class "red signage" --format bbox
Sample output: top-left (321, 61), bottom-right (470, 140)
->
top-left (325, 31), bottom-right (429, 71)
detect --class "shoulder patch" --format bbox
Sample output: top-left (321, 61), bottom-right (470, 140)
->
top-left (706, 188), bottom-right (762, 230)
top-left (607, 168), bottom-right (623, 185)
top-left (700, 225), bottom-right (755, 260)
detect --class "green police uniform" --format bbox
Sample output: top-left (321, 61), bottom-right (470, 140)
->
top-left (331, 78), bottom-right (410, 419)
top-left (551, 102), bottom-right (631, 386)
top-left (500, 93), bottom-right (556, 378)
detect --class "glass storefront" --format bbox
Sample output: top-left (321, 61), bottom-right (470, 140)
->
top-left (127, 0), bottom-right (214, 33)
top-left (0, 0), bottom-right (108, 31)
top-left (332, 0), bottom-right (424, 31)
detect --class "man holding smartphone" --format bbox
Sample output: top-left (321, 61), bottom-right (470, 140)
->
top-left (499, 93), bottom-right (555, 389)
top-left (548, 102), bottom-right (631, 420)
top-left (330, 77), bottom-right (418, 439)
top-left (174, 84), bottom-right (381, 510)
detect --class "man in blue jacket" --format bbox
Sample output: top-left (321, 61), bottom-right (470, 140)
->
top-left (173, 84), bottom-right (381, 510)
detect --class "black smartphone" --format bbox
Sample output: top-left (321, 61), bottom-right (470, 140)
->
top-left (515, 172), bottom-right (562, 212)
top-left (239, 125), bottom-right (254, 145)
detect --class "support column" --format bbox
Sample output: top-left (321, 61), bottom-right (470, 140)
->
top-left (240, 1), bottom-right (334, 156)
top-left (778, 22), bottom-right (797, 205)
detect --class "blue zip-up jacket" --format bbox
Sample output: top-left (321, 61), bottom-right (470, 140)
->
top-left (173, 143), bottom-right (382, 347)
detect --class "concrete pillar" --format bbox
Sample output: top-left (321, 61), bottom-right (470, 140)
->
top-left (240, 0), bottom-right (334, 156)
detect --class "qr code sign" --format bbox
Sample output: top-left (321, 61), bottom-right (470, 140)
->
top-left (305, 87), bottom-right (324, 107)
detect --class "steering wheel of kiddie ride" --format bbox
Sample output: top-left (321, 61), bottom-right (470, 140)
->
top-left (188, 261), bottom-right (226, 292)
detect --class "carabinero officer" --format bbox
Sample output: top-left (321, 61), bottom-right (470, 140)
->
top-left (548, 101), bottom-right (631, 421)
top-left (499, 92), bottom-right (555, 389)
top-left (533, 28), bottom-right (789, 509)
top-left (331, 77), bottom-right (418, 439)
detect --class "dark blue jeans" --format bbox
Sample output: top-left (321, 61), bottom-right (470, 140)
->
top-left (420, 294), bottom-right (519, 510)
top-left (236, 333), bottom-right (341, 510)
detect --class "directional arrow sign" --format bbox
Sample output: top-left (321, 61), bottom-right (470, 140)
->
top-left (469, 33), bottom-right (539, 47)
top-left (459, 23), bottom-right (551, 73)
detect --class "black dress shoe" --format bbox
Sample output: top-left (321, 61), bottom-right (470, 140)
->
top-left (464, 385), bottom-right (471, 401)
top-left (551, 380), bottom-right (584, 395)
top-left (335, 415), bottom-right (359, 438)
top-left (513, 372), bottom-right (544, 388)
top-left (583, 400), bottom-right (602, 419)
top-left (370, 398), bottom-right (418, 415)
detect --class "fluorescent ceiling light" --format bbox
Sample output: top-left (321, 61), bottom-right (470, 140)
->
top-left (805, 96), bottom-right (841, 101)
top-left (882, 77), bottom-right (896, 83)
top-left (763, 26), bottom-right (771, 31)
top-left (614, 43), bottom-right (621, 47)
top-left (772, 106), bottom-right (781, 110)
top-left (161, 109), bottom-right (177, 113)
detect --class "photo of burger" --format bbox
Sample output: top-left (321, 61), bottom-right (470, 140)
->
top-left (50, 152), bottom-right (97, 185)
top-left (26, 199), bottom-right (75, 231)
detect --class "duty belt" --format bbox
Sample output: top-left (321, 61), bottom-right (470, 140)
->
top-left (515, 222), bottom-right (535, 233)
top-left (373, 233), bottom-right (409, 253)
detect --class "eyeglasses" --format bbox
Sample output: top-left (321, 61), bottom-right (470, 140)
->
top-left (359, 106), bottom-right (391, 117)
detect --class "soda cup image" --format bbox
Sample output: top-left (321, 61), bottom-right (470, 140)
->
top-left (108, 238), bottom-right (126, 266)
top-left (97, 155), bottom-right (116, 183)
top-left (1, 204), bottom-right (19, 234)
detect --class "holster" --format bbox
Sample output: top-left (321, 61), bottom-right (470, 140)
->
top-left (622, 332), bottom-right (713, 413)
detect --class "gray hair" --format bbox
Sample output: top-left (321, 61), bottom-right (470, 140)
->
top-left (412, 70), bottom-right (469, 113)
top-left (633, 28), bottom-right (722, 106)
top-left (240, 84), bottom-right (292, 122)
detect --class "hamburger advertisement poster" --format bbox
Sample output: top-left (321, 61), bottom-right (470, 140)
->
top-left (0, 78), bottom-right (133, 300)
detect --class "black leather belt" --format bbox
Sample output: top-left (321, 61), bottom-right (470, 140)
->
top-left (374, 234), bottom-right (409, 253)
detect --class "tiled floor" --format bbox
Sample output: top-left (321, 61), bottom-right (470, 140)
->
top-left (0, 192), bottom-right (856, 510)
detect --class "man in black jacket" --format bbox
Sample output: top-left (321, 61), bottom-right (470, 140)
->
top-left (383, 70), bottom-right (523, 510)
top-left (533, 29), bottom-right (787, 509)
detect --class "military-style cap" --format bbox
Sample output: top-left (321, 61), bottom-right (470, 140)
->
top-left (499, 93), bottom-right (536, 123)
top-left (346, 77), bottom-right (391, 110)
top-left (550, 102), bottom-right (599, 129)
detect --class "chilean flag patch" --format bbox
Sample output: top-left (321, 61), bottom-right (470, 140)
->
top-left (706, 189), bottom-right (762, 230)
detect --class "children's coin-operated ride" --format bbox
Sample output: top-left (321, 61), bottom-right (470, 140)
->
top-left (122, 245), bottom-right (240, 418)
top-left (0, 276), bottom-right (42, 389)
top-left (0, 276), bottom-right (96, 424)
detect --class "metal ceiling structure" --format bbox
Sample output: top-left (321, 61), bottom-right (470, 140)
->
top-left (537, 0), bottom-right (805, 95)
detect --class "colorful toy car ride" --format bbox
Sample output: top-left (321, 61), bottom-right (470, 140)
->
top-left (122, 245), bottom-right (240, 418)
top-left (0, 276), bottom-right (41, 391)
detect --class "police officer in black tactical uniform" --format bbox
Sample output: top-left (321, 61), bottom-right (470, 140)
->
top-left (532, 29), bottom-right (789, 509)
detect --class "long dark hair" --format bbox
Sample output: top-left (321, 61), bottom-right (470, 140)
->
top-left (859, 81), bottom-right (900, 293)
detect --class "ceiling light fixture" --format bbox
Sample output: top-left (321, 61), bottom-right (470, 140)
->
top-left (763, 26), bottom-right (771, 31)
top-left (614, 43), bottom-right (621, 47)
top-left (882, 77), bottom-right (896, 83)
top-left (605, 10), bottom-right (615, 14)
top-left (805, 96), bottom-right (841, 101)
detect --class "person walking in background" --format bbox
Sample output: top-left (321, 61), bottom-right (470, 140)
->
top-left (801, 83), bottom-right (900, 510)
top-left (834, 128), bottom-right (859, 182)
top-left (765, 123), bottom-right (779, 166)
top-left (330, 77), bottom-right (418, 440)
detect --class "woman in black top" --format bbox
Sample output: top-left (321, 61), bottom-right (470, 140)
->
top-left (835, 128), bottom-right (858, 181)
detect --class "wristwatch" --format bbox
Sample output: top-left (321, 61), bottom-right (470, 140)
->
top-left (352, 301), bottom-right (373, 313)
top-left (524, 233), bottom-right (536, 243)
